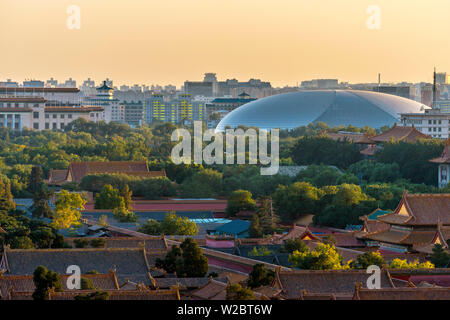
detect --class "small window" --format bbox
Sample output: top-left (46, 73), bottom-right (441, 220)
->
top-left (60, 114), bottom-right (65, 119)
top-left (68, 114), bottom-right (72, 119)
top-left (33, 112), bottom-right (39, 119)
top-left (52, 123), bottom-right (57, 129)
top-left (45, 114), bottom-right (49, 119)
top-left (33, 123), bottom-right (39, 130)
top-left (45, 123), bottom-right (49, 129)
top-left (53, 114), bottom-right (57, 119)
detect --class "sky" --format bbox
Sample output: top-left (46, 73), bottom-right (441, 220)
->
top-left (0, 0), bottom-right (449, 87)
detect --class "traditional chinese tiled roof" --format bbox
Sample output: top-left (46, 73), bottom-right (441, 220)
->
top-left (190, 279), bottom-right (228, 300)
top-left (43, 288), bottom-right (180, 300)
top-left (439, 225), bottom-right (450, 243)
top-left (377, 213), bottom-right (412, 225)
top-left (429, 140), bottom-right (450, 164)
top-left (273, 269), bottom-right (395, 299)
top-left (360, 144), bottom-right (382, 156)
top-left (278, 225), bottom-right (320, 242)
top-left (46, 169), bottom-right (69, 186)
top-left (253, 286), bottom-right (282, 299)
top-left (151, 277), bottom-right (228, 290)
top-left (353, 285), bottom-right (450, 300)
top-left (370, 124), bottom-right (431, 143)
top-left (368, 209), bottom-right (392, 221)
top-left (364, 227), bottom-right (437, 246)
top-left (378, 193), bottom-right (450, 226)
top-left (2, 247), bottom-right (152, 285)
top-left (66, 161), bottom-right (164, 183)
top-left (356, 218), bottom-right (390, 238)
top-left (299, 291), bottom-right (339, 300)
top-left (318, 232), bottom-right (365, 247)
top-left (97, 81), bottom-right (113, 91)
top-left (65, 236), bottom-right (168, 253)
top-left (0, 272), bottom-right (119, 298)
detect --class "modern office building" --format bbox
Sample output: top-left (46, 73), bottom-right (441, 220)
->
top-left (121, 100), bottom-right (144, 127)
top-left (400, 109), bottom-right (450, 139)
top-left (185, 74), bottom-right (272, 98)
top-left (0, 87), bottom-right (81, 106)
top-left (0, 97), bottom-right (103, 131)
top-left (301, 79), bottom-right (339, 89)
top-left (23, 80), bottom-right (45, 88)
top-left (206, 92), bottom-right (256, 119)
top-left (145, 93), bottom-right (206, 124)
top-left (373, 86), bottom-right (412, 99)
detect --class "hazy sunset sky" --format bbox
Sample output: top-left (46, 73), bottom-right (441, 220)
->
top-left (1, 0), bottom-right (449, 87)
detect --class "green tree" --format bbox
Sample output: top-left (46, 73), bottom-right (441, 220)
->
top-left (155, 246), bottom-right (182, 274)
top-left (52, 190), bottom-right (86, 230)
top-left (389, 259), bottom-right (435, 269)
top-left (350, 251), bottom-right (386, 269)
top-left (112, 206), bottom-right (137, 223)
top-left (272, 182), bottom-right (322, 221)
top-left (226, 284), bottom-right (255, 300)
top-left (32, 266), bottom-right (62, 300)
top-left (80, 277), bottom-right (96, 290)
top-left (430, 244), bottom-right (450, 268)
top-left (74, 291), bottom-right (110, 300)
top-left (29, 165), bottom-right (44, 194)
top-left (257, 197), bottom-right (277, 235)
top-left (95, 184), bottom-right (124, 210)
top-left (32, 188), bottom-right (53, 219)
top-left (74, 238), bottom-right (90, 248)
top-left (288, 243), bottom-right (345, 270)
top-left (90, 238), bottom-right (106, 248)
top-left (248, 214), bottom-right (263, 238)
top-left (120, 185), bottom-right (133, 210)
top-left (281, 238), bottom-right (309, 254)
top-left (226, 190), bottom-right (257, 217)
top-left (176, 238), bottom-right (209, 278)
top-left (138, 212), bottom-right (199, 236)
top-left (179, 169), bottom-right (223, 198)
top-left (0, 178), bottom-right (15, 212)
top-left (247, 264), bottom-right (275, 289)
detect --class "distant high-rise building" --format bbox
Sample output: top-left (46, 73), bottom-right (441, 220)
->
top-left (436, 72), bottom-right (447, 85)
top-left (374, 86), bottom-right (412, 99)
top-left (121, 100), bottom-right (144, 127)
top-left (46, 78), bottom-right (58, 88)
top-left (56, 78), bottom-right (77, 88)
top-left (23, 80), bottom-right (44, 87)
top-left (185, 74), bottom-right (272, 98)
top-left (145, 93), bottom-right (205, 124)
top-left (0, 79), bottom-right (19, 87)
top-left (301, 79), bottom-right (339, 89)
top-left (203, 73), bottom-right (218, 83)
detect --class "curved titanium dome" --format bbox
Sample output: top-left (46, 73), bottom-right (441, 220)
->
top-left (216, 90), bottom-right (427, 131)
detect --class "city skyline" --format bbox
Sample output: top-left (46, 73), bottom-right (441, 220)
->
top-left (1, 0), bottom-right (450, 87)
